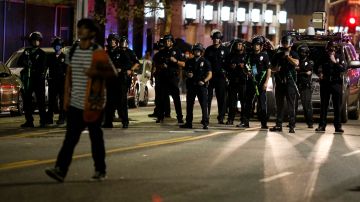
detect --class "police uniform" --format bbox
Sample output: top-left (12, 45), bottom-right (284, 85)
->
top-left (296, 50), bottom-right (314, 128)
top-left (245, 51), bottom-right (271, 128)
top-left (204, 44), bottom-right (229, 123)
top-left (316, 43), bottom-right (345, 133)
top-left (103, 46), bottom-right (139, 128)
top-left (271, 48), bottom-right (300, 132)
top-left (18, 46), bottom-right (47, 127)
top-left (182, 55), bottom-right (211, 129)
top-left (47, 52), bottom-right (67, 124)
top-left (151, 50), bottom-right (171, 118)
top-left (226, 51), bottom-right (248, 125)
top-left (156, 46), bottom-right (184, 123)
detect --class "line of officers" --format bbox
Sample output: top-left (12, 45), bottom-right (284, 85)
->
top-left (149, 30), bottom-right (345, 133)
top-left (18, 30), bottom-right (345, 133)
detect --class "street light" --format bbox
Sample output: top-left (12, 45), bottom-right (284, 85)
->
top-left (204, 5), bottom-right (214, 23)
top-left (264, 10), bottom-right (273, 24)
top-left (185, 3), bottom-right (197, 22)
top-left (221, 6), bottom-right (230, 22)
top-left (251, 8), bottom-right (260, 23)
top-left (278, 10), bottom-right (287, 24)
top-left (157, 2), bottom-right (165, 19)
top-left (144, 2), bottom-right (153, 18)
top-left (237, 7), bottom-right (246, 23)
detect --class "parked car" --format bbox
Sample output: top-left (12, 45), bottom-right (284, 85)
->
top-left (5, 47), bottom-right (58, 106)
top-left (0, 62), bottom-right (23, 116)
top-left (136, 60), bottom-right (155, 106)
top-left (292, 34), bottom-right (360, 122)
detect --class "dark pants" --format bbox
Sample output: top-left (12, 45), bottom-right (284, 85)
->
top-left (227, 82), bottom-right (246, 122)
top-left (158, 76), bottom-right (183, 121)
top-left (296, 85), bottom-right (313, 126)
top-left (185, 85), bottom-right (208, 125)
top-left (319, 82), bottom-right (342, 129)
top-left (104, 76), bottom-right (129, 126)
top-left (208, 76), bottom-right (227, 122)
top-left (47, 79), bottom-right (65, 121)
top-left (245, 82), bottom-right (268, 127)
top-left (22, 77), bottom-right (46, 124)
top-left (55, 106), bottom-right (106, 175)
top-left (275, 82), bottom-right (297, 128)
top-left (153, 75), bottom-right (170, 116)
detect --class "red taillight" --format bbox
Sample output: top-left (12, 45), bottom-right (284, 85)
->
top-left (0, 84), bottom-right (15, 89)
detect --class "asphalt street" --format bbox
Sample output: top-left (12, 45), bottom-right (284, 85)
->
top-left (0, 102), bottom-right (360, 202)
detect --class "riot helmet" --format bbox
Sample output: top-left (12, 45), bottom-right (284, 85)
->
top-left (230, 39), bottom-right (246, 53)
top-left (51, 37), bottom-right (64, 47)
top-left (51, 37), bottom-right (64, 53)
top-left (28, 31), bottom-right (43, 47)
top-left (251, 36), bottom-right (264, 46)
top-left (281, 35), bottom-right (294, 47)
top-left (120, 36), bottom-right (129, 48)
top-left (107, 33), bottom-right (120, 47)
top-left (297, 44), bottom-right (310, 59)
top-left (192, 43), bottom-right (205, 57)
top-left (211, 30), bottom-right (223, 40)
top-left (163, 34), bottom-right (174, 48)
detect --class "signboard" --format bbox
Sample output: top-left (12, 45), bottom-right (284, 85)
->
top-left (312, 12), bottom-right (326, 29)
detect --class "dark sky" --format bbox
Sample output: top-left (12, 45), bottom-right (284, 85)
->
top-left (284, 0), bottom-right (326, 15)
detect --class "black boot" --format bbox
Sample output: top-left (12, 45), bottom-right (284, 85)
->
top-left (180, 123), bottom-right (192, 129)
top-left (21, 121), bottom-right (34, 128)
top-left (315, 126), bottom-right (326, 132)
top-left (270, 125), bottom-right (282, 132)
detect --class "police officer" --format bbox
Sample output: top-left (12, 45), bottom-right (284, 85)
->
top-left (296, 44), bottom-right (314, 128)
top-left (270, 35), bottom-right (300, 133)
top-left (204, 30), bottom-right (229, 124)
top-left (315, 41), bottom-right (345, 133)
top-left (148, 38), bottom-right (171, 118)
top-left (17, 31), bottom-right (47, 127)
top-left (103, 34), bottom-right (140, 128)
top-left (225, 39), bottom-right (248, 126)
top-left (243, 36), bottom-right (272, 129)
top-left (156, 34), bottom-right (184, 124)
top-left (180, 43), bottom-right (212, 129)
top-left (47, 37), bottom-right (67, 125)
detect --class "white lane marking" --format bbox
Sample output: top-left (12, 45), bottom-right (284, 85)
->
top-left (260, 172), bottom-right (294, 183)
top-left (169, 131), bottom-right (195, 133)
top-left (342, 150), bottom-right (360, 157)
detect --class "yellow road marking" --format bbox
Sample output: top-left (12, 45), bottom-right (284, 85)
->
top-left (0, 130), bottom-right (66, 139)
top-left (0, 132), bottom-right (224, 171)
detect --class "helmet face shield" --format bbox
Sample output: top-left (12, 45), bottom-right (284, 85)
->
top-left (281, 36), bottom-right (293, 47)
top-left (119, 37), bottom-right (128, 48)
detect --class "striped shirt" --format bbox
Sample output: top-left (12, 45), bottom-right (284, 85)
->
top-left (66, 45), bottom-right (99, 110)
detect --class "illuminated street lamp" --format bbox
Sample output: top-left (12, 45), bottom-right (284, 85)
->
top-left (278, 10), bottom-right (287, 24)
top-left (237, 7), bottom-right (246, 23)
top-left (144, 2), bottom-right (153, 18)
top-left (221, 6), bottom-right (230, 22)
top-left (264, 10), bottom-right (273, 24)
top-left (251, 8), bottom-right (260, 23)
top-left (204, 5), bottom-right (214, 23)
top-left (157, 2), bottom-right (165, 19)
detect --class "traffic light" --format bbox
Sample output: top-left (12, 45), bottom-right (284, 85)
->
top-left (348, 17), bottom-right (357, 33)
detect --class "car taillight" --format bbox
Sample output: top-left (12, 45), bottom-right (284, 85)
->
top-left (0, 84), bottom-right (15, 89)
top-left (0, 84), bottom-right (17, 94)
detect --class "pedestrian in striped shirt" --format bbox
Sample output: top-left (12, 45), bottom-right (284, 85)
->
top-left (45, 18), bottom-right (116, 182)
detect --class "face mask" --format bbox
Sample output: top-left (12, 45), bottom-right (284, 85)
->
top-left (54, 45), bottom-right (62, 52)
